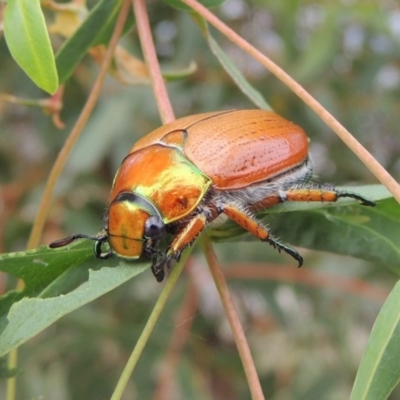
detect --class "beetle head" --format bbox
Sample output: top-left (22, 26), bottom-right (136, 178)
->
top-left (107, 192), bottom-right (165, 259)
top-left (49, 192), bottom-right (165, 262)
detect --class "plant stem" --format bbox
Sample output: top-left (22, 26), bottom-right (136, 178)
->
top-left (153, 270), bottom-right (198, 400)
top-left (6, 350), bottom-right (17, 400)
top-left (181, 0), bottom-right (400, 205)
top-left (201, 236), bottom-right (265, 400)
top-left (110, 251), bottom-right (189, 400)
top-left (133, 0), bottom-right (175, 124)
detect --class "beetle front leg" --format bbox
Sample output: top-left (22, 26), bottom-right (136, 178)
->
top-left (166, 213), bottom-right (208, 263)
top-left (221, 204), bottom-right (303, 266)
top-left (151, 257), bottom-right (166, 282)
top-left (143, 242), bottom-right (166, 282)
top-left (147, 214), bottom-right (208, 282)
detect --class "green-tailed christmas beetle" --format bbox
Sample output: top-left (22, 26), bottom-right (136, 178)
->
top-left (50, 109), bottom-right (375, 281)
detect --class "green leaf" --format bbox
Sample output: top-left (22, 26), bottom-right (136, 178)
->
top-left (350, 280), bottom-right (400, 400)
top-left (207, 33), bottom-right (272, 110)
top-left (210, 185), bottom-right (400, 270)
top-left (0, 242), bottom-right (93, 296)
top-left (163, 0), bottom-right (225, 11)
top-left (0, 243), bottom-right (149, 356)
top-left (0, 264), bottom-right (147, 357)
top-left (56, 0), bottom-right (135, 84)
top-left (3, 0), bottom-right (58, 94)
top-left (196, 18), bottom-right (271, 110)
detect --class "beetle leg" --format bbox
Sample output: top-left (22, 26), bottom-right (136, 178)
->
top-left (167, 213), bottom-right (208, 259)
top-left (144, 212), bottom-right (207, 282)
top-left (221, 204), bottom-right (303, 266)
top-left (143, 242), bottom-right (166, 282)
top-left (151, 259), bottom-right (166, 282)
top-left (145, 214), bottom-right (208, 282)
top-left (276, 186), bottom-right (375, 207)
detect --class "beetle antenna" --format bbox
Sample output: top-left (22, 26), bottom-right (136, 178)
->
top-left (49, 234), bottom-right (100, 249)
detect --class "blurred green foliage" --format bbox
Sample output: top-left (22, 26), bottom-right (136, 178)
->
top-left (0, 0), bottom-right (400, 399)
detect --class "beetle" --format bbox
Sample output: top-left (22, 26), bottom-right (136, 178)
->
top-left (50, 109), bottom-right (375, 282)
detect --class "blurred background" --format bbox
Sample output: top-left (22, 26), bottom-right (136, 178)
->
top-left (1, 0), bottom-right (400, 399)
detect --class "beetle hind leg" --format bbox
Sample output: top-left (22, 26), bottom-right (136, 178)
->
top-left (275, 185), bottom-right (375, 207)
top-left (221, 204), bottom-right (303, 266)
top-left (336, 191), bottom-right (375, 206)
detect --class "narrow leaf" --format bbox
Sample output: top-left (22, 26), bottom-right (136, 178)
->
top-left (55, 0), bottom-right (134, 83)
top-left (0, 243), bottom-right (95, 294)
top-left (0, 263), bottom-right (147, 357)
top-left (197, 19), bottom-right (271, 110)
top-left (3, 0), bottom-right (58, 94)
top-left (208, 34), bottom-right (271, 110)
top-left (350, 281), bottom-right (400, 400)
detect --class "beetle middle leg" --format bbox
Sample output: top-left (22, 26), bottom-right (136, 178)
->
top-left (221, 204), bottom-right (303, 266)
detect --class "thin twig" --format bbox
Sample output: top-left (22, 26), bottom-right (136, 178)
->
top-left (133, 0), bottom-right (175, 124)
top-left (110, 250), bottom-right (190, 400)
top-left (153, 271), bottom-right (198, 400)
top-left (180, 0), bottom-right (400, 205)
top-left (201, 236), bottom-right (265, 400)
top-left (27, 0), bottom-right (131, 250)
top-left (6, 350), bottom-right (17, 400)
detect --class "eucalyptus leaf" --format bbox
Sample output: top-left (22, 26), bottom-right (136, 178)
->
top-left (56, 0), bottom-right (134, 83)
top-left (0, 261), bottom-right (147, 357)
top-left (350, 280), bottom-right (400, 400)
top-left (196, 18), bottom-right (271, 110)
top-left (3, 0), bottom-right (58, 93)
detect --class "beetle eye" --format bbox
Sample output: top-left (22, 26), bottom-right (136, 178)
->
top-left (144, 216), bottom-right (165, 240)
